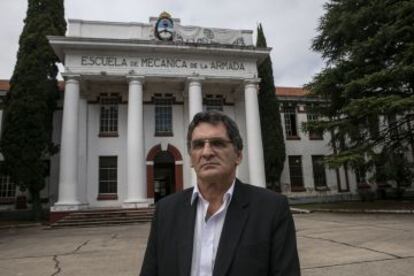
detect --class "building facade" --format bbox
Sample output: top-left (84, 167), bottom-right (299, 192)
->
top-left (45, 13), bottom-right (269, 214)
top-left (276, 87), bottom-right (358, 203)
top-left (2, 14), bottom-right (411, 212)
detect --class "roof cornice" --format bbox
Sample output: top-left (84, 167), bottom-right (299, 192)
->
top-left (48, 36), bottom-right (271, 64)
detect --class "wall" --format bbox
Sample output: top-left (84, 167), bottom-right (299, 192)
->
top-left (279, 102), bottom-right (358, 198)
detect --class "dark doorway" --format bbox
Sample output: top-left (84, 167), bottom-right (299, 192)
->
top-left (153, 151), bottom-right (175, 202)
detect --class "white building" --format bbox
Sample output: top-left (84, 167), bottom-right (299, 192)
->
top-left (276, 87), bottom-right (358, 203)
top-left (44, 13), bottom-right (270, 219)
top-left (4, 13), bottom-right (410, 216)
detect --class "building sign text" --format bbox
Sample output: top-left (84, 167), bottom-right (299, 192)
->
top-left (80, 56), bottom-right (245, 71)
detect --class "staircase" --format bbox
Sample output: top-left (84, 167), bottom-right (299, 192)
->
top-left (50, 207), bottom-right (155, 228)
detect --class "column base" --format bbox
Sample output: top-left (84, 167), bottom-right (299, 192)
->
top-left (122, 199), bottom-right (153, 209)
top-left (50, 201), bottom-right (87, 212)
top-left (49, 202), bottom-right (88, 224)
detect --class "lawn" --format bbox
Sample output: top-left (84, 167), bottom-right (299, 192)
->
top-left (294, 200), bottom-right (414, 211)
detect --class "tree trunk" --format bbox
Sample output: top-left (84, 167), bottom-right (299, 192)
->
top-left (268, 181), bottom-right (281, 193)
top-left (395, 181), bottom-right (404, 200)
top-left (30, 189), bottom-right (43, 222)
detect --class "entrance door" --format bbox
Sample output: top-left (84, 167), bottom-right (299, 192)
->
top-left (153, 151), bottom-right (175, 202)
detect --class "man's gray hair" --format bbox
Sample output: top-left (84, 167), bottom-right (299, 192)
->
top-left (186, 111), bottom-right (243, 153)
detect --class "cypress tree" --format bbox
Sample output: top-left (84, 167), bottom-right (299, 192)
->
top-left (256, 24), bottom-right (286, 191)
top-left (0, 0), bottom-right (66, 220)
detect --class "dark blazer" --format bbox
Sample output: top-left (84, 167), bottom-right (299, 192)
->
top-left (140, 179), bottom-right (300, 276)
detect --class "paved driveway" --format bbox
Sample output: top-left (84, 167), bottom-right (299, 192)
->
top-left (297, 213), bottom-right (414, 276)
top-left (0, 213), bottom-right (413, 275)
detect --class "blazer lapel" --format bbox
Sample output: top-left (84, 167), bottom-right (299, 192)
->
top-left (213, 180), bottom-right (250, 276)
top-left (177, 189), bottom-right (197, 276)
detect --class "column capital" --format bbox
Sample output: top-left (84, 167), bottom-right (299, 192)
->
top-left (62, 73), bottom-right (80, 82)
top-left (244, 78), bottom-right (261, 85)
top-left (187, 76), bottom-right (205, 85)
top-left (126, 75), bottom-right (145, 84)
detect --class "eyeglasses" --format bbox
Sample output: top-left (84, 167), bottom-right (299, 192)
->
top-left (190, 138), bottom-right (233, 151)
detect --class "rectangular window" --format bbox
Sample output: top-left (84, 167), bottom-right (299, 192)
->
top-left (0, 176), bottom-right (16, 199)
top-left (155, 97), bottom-right (173, 136)
top-left (204, 95), bottom-right (224, 111)
top-left (98, 156), bottom-right (117, 195)
top-left (312, 155), bottom-right (327, 188)
top-left (288, 155), bottom-right (304, 190)
top-left (99, 95), bottom-right (119, 136)
top-left (307, 113), bottom-right (323, 140)
top-left (283, 106), bottom-right (298, 138)
top-left (407, 114), bottom-right (414, 130)
top-left (367, 115), bottom-right (380, 138)
top-left (387, 114), bottom-right (399, 139)
top-left (355, 168), bottom-right (367, 185)
top-left (0, 163), bottom-right (16, 200)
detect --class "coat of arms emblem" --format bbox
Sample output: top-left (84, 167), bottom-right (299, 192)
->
top-left (155, 12), bottom-right (174, 41)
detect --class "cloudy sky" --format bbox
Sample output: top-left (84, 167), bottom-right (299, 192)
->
top-left (0, 0), bottom-right (327, 87)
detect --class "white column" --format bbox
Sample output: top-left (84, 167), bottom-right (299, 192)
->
top-left (124, 76), bottom-right (149, 208)
top-left (244, 79), bottom-right (266, 188)
top-left (188, 77), bottom-right (204, 119)
top-left (188, 77), bottom-right (204, 187)
top-left (53, 75), bottom-right (81, 210)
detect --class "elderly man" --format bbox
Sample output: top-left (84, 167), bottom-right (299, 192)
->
top-left (140, 111), bottom-right (300, 276)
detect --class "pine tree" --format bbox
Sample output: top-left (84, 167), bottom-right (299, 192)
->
top-left (256, 24), bottom-right (286, 191)
top-left (306, 0), bottom-right (414, 190)
top-left (0, 0), bottom-right (66, 220)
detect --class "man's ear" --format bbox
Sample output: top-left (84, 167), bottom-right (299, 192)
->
top-left (235, 151), bottom-right (243, 165)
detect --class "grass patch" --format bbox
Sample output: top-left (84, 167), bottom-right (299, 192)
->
top-left (294, 200), bottom-right (414, 211)
top-left (0, 209), bottom-right (49, 226)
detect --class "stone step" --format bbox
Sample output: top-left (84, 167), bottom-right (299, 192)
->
top-left (67, 208), bottom-right (155, 215)
top-left (50, 207), bottom-right (155, 228)
top-left (51, 219), bottom-right (151, 228)
top-left (64, 211), bottom-right (154, 219)
top-left (73, 207), bottom-right (155, 212)
top-left (59, 214), bottom-right (153, 222)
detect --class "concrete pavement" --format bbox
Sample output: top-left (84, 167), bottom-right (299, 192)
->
top-left (298, 213), bottom-right (414, 276)
top-left (0, 224), bottom-right (149, 275)
top-left (0, 213), bottom-right (413, 275)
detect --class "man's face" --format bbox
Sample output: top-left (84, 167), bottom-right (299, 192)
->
top-left (190, 122), bottom-right (242, 182)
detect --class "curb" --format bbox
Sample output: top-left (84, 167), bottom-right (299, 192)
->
top-left (290, 207), bottom-right (312, 214)
top-left (0, 223), bottom-right (42, 230)
top-left (311, 208), bottom-right (414, 214)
